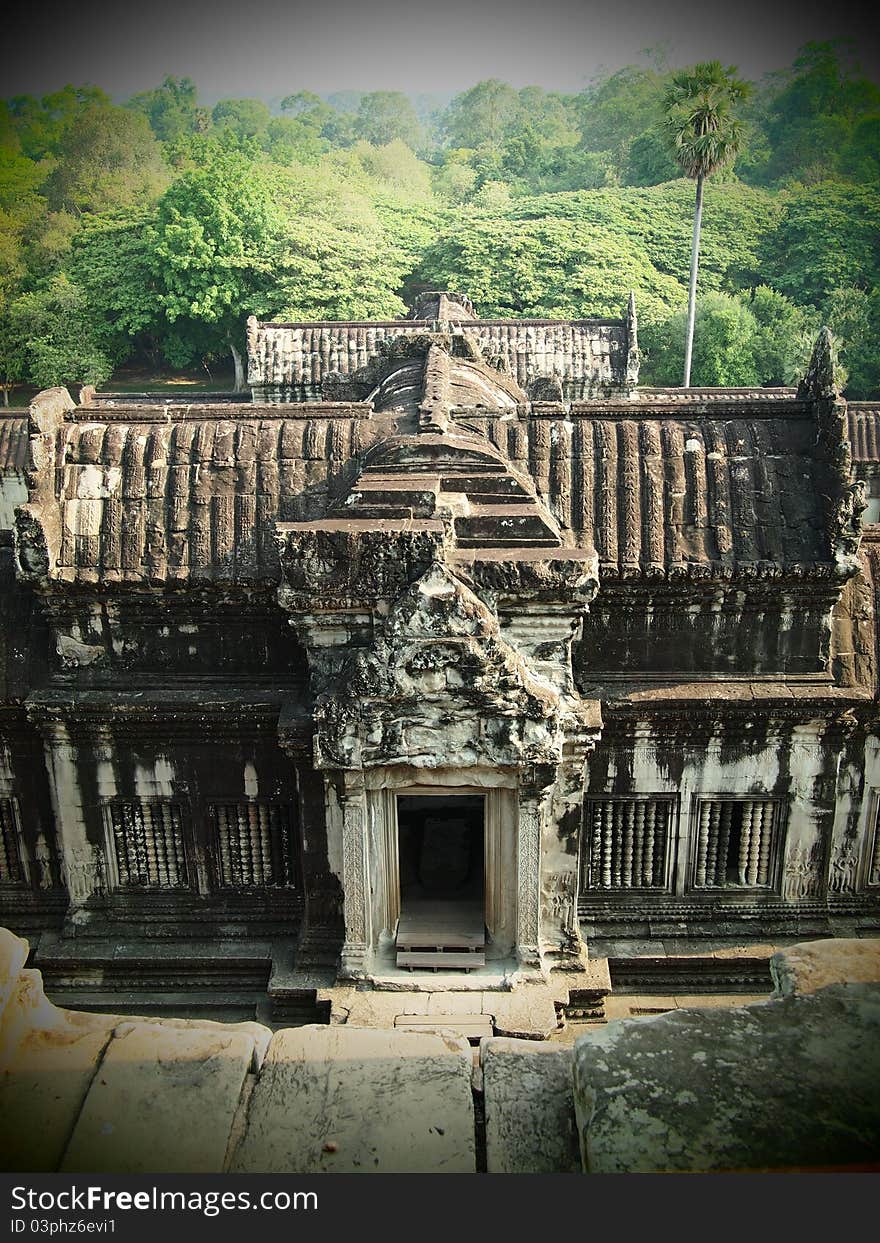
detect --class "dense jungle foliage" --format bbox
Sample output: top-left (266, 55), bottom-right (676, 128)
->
top-left (1, 41), bottom-right (879, 400)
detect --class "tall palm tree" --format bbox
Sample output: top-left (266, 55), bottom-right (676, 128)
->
top-left (663, 62), bottom-right (751, 386)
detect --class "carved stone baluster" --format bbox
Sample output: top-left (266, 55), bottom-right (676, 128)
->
top-left (757, 802), bottom-right (773, 885)
top-left (696, 801), bottom-right (711, 887)
top-left (611, 803), bottom-right (623, 888)
top-left (149, 805), bottom-right (163, 887)
top-left (601, 803), bottom-right (613, 888)
top-left (229, 806), bottom-right (242, 887)
top-left (162, 805), bottom-right (174, 887)
top-left (633, 802), bottom-right (645, 887)
top-left (746, 801), bottom-right (763, 885)
top-left (257, 805), bottom-right (271, 885)
top-left (717, 802), bottom-right (732, 884)
top-left (643, 801), bottom-right (656, 886)
top-left (589, 805), bottom-right (603, 887)
top-left (622, 801), bottom-right (635, 887)
top-left (112, 811), bottom-right (125, 885)
top-left (217, 806), bottom-right (231, 886)
top-left (739, 802), bottom-right (754, 885)
top-left (247, 802), bottom-right (260, 885)
top-left (131, 805), bottom-right (147, 886)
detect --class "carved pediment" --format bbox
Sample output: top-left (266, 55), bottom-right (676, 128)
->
top-left (311, 561), bottom-right (568, 770)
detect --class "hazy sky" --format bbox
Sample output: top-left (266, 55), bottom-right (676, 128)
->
top-left (4, 0), bottom-right (878, 103)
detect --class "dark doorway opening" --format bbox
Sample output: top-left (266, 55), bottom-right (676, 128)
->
top-left (397, 795), bottom-right (484, 902)
top-left (395, 794), bottom-right (486, 970)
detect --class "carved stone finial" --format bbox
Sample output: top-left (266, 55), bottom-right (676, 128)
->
top-left (797, 326), bottom-right (838, 402)
top-left (407, 291), bottom-right (477, 323)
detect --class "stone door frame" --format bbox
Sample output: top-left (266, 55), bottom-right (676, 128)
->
top-left (331, 764), bottom-right (526, 978)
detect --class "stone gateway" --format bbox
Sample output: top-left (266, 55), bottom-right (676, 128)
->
top-left (1, 291), bottom-right (879, 1018)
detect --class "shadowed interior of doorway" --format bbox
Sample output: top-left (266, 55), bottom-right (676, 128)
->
top-left (395, 795), bottom-right (486, 970)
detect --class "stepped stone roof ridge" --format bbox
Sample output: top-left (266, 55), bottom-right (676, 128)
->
top-left (9, 400), bottom-right (848, 587)
top-left (246, 290), bottom-right (639, 399)
top-left (6, 297), bottom-right (867, 589)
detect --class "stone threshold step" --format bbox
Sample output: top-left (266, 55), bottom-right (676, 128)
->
top-left (397, 951), bottom-right (486, 971)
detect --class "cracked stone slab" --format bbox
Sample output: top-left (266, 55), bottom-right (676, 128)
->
top-left (336, 990), bottom-right (431, 1026)
top-left (60, 1020), bottom-right (257, 1173)
top-left (482, 1037), bottom-right (579, 1173)
top-left (573, 984), bottom-right (880, 1172)
top-left (229, 1024), bottom-right (475, 1173)
top-left (545, 962), bottom-right (612, 1001)
top-left (489, 987), bottom-right (559, 1039)
top-left (0, 1009), bottom-right (119, 1171)
top-left (770, 938), bottom-right (880, 996)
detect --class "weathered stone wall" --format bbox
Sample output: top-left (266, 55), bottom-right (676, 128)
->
top-left (40, 592), bottom-right (308, 686)
top-left (578, 585), bottom-right (838, 675)
top-left (577, 711), bottom-right (877, 935)
top-left (25, 711), bottom-right (306, 934)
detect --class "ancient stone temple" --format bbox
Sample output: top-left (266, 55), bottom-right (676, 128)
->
top-left (2, 291), bottom-right (879, 1021)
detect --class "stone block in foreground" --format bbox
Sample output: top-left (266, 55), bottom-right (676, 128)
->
top-left (770, 938), bottom-right (880, 996)
top-left (0, 1009), bottom-right (119, 1171)
top-left (61, 1020), bottom-right (257, 1173)
top-left (573, 984), bottom-right (880, 1173)
top-left (482, 1037), bottom-right (579, 1173)
top-left (229, 1024), bottom-right (475, 1173)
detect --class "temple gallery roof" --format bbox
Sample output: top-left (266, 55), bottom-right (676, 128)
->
top-left (6, 295), bottom-right (868, 590)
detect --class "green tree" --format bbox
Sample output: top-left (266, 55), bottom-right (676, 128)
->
top-left (640, 292), bottom-right (760, 386)
top-left (128, 77), bottom-right (206, 143)
top-left (760, 182), bottom-right (880, 307)
top-left (6, 86), bottom-right (109, 161)
top-left (823, 286), bottom-right (880, 398)
top-left (212, 98), bottom-right (272, 140)
top-left (440, 81), bottom-right (522, 150)
top-left (353, 140), bottom-right (432, 194)
top-left (43, 103), bottom-right (169, 215)
top-left (747, 285), bottom-right (816, 385)
top-left (261, 116), bottom-right (326, 165)
top-left (5, 273), bottom-right (114, 389)
top-left (414, 213), bottom-right (686, 321)
top-left (758, 41), bottom-right (880, 185)
top-left (662, 61), bottom-right (751, 385)
top-left (67, 212), bottom-right (164, 366)
top-left (576, 65), bottom-right (668, 166)
top-left (146, 155), bottom-right (287, 388)
top-left (280, 92), bottom-right (356, 146)
top-left (355, 92), bottom-right (422, 149)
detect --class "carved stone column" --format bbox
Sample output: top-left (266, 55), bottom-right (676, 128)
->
top-left (515, 765), bottom-right (556, 969)
top-left (336, 770), bottom-right (371, 979)
top-left (32, 719), bottom-right (101, 919)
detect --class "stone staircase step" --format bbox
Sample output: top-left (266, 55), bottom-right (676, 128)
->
top-left (397, 951), bottom-right (487, 971)
top-left (440, 473), bottom-right (529, 496)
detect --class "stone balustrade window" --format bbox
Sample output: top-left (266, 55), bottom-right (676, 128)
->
top-left (691, 798), bottom-right (782, 889)
top-left (209, 802), bottom-right (298, 889)
top-left (106, 801), bottom-right (189, 889)
top-left (583, 797), bottom-right (674, 890)
top-left (0, 798), bottom-right (25, 885)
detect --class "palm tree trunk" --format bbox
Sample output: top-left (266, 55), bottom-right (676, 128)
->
top-left (683, 172), bottom-right (704, 388)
